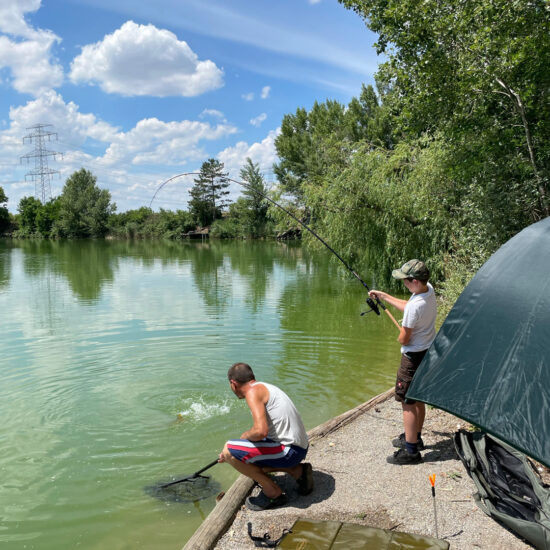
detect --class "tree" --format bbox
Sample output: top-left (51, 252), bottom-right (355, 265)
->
top-left (0, 186), bottom-right (9, 233)
top-left (17, 196), bottom-right (42, 234)
top-left (339, 0), bottom-right (550, 219)
top-left (188, 159), bottom-right (230, 227)
top-left (239, 158), bottom-right (269, 236)
top-left (273, 86), bottom-right (393, 203)
top-left (56, 169), bottom-right (116, 238)
top-left (36, 198), bottom-right (61, 237)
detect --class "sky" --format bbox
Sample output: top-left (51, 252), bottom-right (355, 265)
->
top-left (0, 0), bottom-right (381, 213)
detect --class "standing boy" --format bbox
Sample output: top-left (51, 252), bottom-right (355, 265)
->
top-left (369, 259), bottom-right (437, 465)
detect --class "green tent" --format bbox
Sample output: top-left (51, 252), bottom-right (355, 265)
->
top-left (407, 217), bottom-right (550, 468)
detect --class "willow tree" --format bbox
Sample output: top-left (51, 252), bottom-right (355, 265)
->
top-left (340, 0), bottom-right (550, 220)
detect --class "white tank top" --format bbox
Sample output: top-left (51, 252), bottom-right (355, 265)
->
top-left (252, 382), bottom-right (308, 449)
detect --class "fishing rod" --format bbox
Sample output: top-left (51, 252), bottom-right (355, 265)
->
top-left (150, 173), bottom-right (400, 326)
top-left (149, 172), bottom-right (201, 208)
top-left (226, 177), bottom-right (403, 328)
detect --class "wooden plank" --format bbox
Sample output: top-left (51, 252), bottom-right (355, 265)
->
top-left (182, 475), bottom-right (254, 550)
top-left (181, 387), bottom-right (395, 550)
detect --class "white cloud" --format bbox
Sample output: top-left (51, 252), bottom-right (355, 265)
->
top-left (261, 85), bottom-right (271, 99)
top-left (0, 1), bottom-right (63, 95)
top-left (0, 36), bottom-right (63, 95)
top-left (199, 109), bottom-right (227, 122)
top-left (98, 117), bottom-right (238, 167)
top-left (0, 0), bottom-right (48, 40)
top-left (218, 128), bottom-right (279, 179)
top-left (69, 21), bottom-right (224, 97)
top-left (309, 0), bottom-right (322, 4)
top-left (249, 113), bottom-right (267, 127)
top-left (241, 92), bottom-right (254, 101)
top-left (7, 90), bottom-right (119, 148)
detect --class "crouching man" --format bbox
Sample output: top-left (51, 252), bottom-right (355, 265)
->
top-left (219, 362), bottom-right (313, 510)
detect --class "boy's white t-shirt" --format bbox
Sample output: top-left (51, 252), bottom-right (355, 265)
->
top-left (401, 282), bottom-right (437, 353)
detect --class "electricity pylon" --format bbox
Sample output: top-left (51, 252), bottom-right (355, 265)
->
top-left (20, 124), bottom-right (63, 203)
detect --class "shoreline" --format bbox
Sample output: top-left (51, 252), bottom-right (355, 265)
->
top-left (183, 388), bottom-right (534, 550)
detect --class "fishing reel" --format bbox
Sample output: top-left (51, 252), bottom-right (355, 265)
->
top-left (361, 296), bottom-right (381, 316)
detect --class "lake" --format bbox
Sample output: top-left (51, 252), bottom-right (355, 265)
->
top-left (0, 238), bottom-right (400, 549)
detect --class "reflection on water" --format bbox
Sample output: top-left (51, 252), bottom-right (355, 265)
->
top-left (0, 239), bottom-right (400, 550)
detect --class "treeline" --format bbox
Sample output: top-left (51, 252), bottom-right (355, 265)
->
top-left (1, 157), bottom-right (276, 240)
top-left (271, 0), bottom-right (549, 302)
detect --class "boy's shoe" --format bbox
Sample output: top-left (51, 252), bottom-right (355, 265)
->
top-left (387, 448), bottom-right (422, 465)
top-left (392, 432), bottom-right (425, 451)
top-left (246, 491), bottom-right (287, 511)
top-left (297, 462), bottom-right (314, 495)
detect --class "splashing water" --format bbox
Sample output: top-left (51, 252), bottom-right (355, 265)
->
top-left (176, 398), bottom-right (231, 422)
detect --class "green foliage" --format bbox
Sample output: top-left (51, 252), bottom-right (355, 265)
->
top-left (188, 159), bottom-right (231, 226)
top-left (56, 169), bottom-right (116, 238)
top-left (273, 85), bottom-right (394, 204)
top-left (339, 0), bottom-right (550, 219)
top-left (239, 158), bottom-right (270, 237)
top-left (0, 186), bottom-right (9, 233)
top-left (36, 198), bottom-right (61, 237)
top-left (17, 196), bottom-right (43, 234)
top-left (209, 215), bottom-right (245, 238)
top-left (108, 208), bottom-right (195, 239)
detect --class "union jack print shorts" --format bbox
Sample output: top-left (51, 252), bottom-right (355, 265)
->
top-left (226, 438), bottom-right (307, 468)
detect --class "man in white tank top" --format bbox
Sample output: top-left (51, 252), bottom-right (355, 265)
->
top-left (218, 362), bottom-right (313, 511)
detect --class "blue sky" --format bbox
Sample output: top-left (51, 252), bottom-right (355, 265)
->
top-left (0, 0), bottom-right (381, 212)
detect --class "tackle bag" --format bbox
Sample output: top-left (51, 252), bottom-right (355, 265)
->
top-left (454, 429), bottom-right (550, 549)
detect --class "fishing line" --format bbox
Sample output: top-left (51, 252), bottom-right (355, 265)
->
top-left (150, 173), bottom-right (400, 320)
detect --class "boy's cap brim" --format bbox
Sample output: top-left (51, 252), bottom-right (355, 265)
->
top-left (392, 268), bottom-right (410, 279)
top-left (392, 259), bottom-right (429, 280)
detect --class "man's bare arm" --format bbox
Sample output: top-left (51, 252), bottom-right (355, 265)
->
top-left (241, 385), bottom-right (269, 441)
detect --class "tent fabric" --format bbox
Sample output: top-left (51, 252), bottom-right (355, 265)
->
top-left (407, 217), bottom-right (550, 468)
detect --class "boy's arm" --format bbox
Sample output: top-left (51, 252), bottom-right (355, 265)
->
top-left (369, 290), bottom-right (408, 312)
top-left (398, 326), bottom-right (413, 345)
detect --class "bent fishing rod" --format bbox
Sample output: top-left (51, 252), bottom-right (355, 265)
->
top-left (150, 173), bottom-right (401, 329)
top-left (226, 178), bottom-right (400, 329)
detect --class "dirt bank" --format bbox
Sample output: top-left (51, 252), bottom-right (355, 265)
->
top-left (212, 394), bottom-right (535, 549)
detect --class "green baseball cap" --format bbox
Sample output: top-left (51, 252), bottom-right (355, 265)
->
top-left (392, 259), bottom-right (429, 280)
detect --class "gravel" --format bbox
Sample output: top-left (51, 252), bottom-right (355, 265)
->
top-left (213, 396), bottom-right (535, 549)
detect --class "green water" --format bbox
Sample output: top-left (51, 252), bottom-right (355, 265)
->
top-left (0, 239), bottom-right (400, 549)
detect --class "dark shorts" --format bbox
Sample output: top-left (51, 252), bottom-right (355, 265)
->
top-left (395, 350), bottom-right (428, 404)
top-left (226, 438), bottom-right (308, 468)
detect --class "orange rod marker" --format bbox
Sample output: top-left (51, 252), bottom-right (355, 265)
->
top-left (429, 474), bottom-right (439, 538)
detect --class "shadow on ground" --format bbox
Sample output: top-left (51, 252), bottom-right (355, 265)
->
top-left (257, 469), bottom-right (336, 509)
top-left (422, 433), bottom-right (459, 462)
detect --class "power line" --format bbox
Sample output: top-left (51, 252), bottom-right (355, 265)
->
top-left (20, 124), bottom-right (63, 203)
